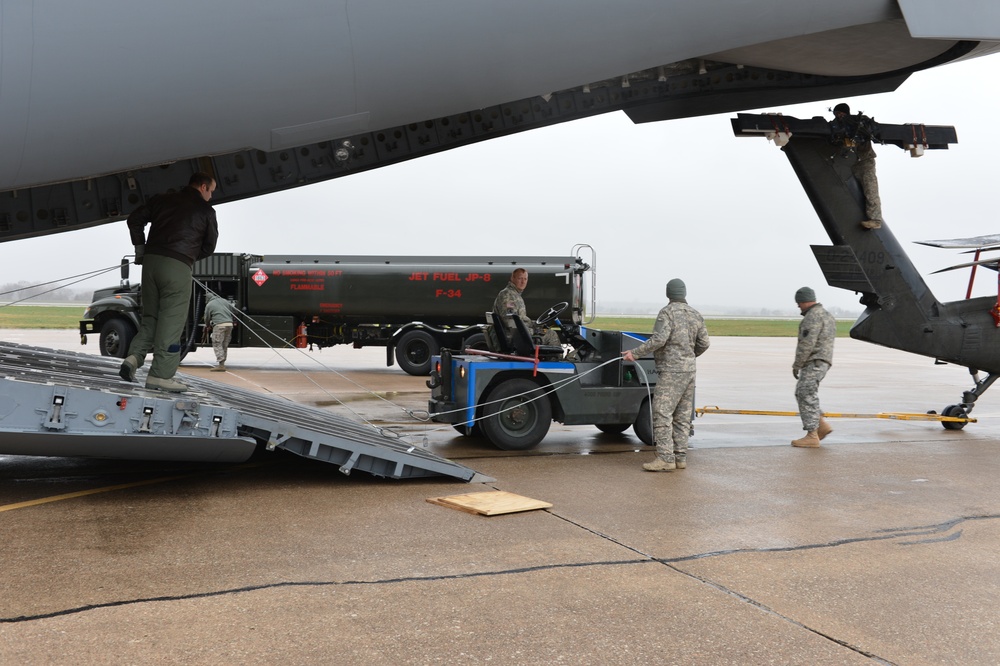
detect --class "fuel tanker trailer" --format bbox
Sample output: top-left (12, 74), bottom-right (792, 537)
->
top-left (80, 247), bottom-right (595, 375)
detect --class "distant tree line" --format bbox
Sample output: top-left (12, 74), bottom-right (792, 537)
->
top-left (0, 281), bottom-right (92, 304)
top-left (598, 301), bottom-right (862, 318)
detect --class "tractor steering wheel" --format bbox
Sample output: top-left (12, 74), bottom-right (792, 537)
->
top-left (535, 301), bottom-right (568, 327)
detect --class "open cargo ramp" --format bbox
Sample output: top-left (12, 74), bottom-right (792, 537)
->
top-left (0, 341), bottom-right (481, 482)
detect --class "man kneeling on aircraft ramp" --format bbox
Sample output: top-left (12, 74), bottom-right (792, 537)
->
top-left (791, 286), bottom-right (835, 447)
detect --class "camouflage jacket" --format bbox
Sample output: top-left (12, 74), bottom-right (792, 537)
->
top-left (630, 300), bottom-right (710, 372)
top-left (793, 303), bottom-right (836, 370)
top-left (493, 281), bottom-right (530, 331)
top-left (204, 295), bottom-right (234, 327)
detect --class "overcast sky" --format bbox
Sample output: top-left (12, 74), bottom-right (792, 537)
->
top-left (6, 54), bottom-right (998, 314)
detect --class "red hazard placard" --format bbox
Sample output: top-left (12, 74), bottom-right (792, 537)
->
top-left (252, 268), bottom-right (269, 286)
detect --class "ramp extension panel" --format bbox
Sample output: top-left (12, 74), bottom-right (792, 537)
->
top-left (0, 341), bottom-right (479, 482)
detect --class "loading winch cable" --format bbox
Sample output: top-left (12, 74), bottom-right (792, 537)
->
top-left (193, 278), bottom-right (418, 439)
top-left (193, 278), bottom-right (654, 440)
top-left (0, 264), bottom-right (123, 307)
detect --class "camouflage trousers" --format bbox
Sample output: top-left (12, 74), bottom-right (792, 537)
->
top-left (852, 157), bottom-right (882, 222)
top-left (211, 323), bottom-right (233, 365)
top-left (650, 370), bottom-right (695, 463)
top-left (795, 360), bottom-right (830, 431)
top-left (534, 327), bottom-right (561, 346)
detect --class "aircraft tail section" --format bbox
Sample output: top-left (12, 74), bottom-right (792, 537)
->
top-left (732, 111), bottom-right (1000, 384)
top-left (783, 137), bottom-right (950, 359)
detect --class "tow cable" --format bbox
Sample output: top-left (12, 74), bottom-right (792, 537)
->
top-left (695, 406), bottom-right (976, 425)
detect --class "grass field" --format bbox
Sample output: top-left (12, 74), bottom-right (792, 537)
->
top-left (1, 305), bottom-right (852, 337)
top-left (0, 305), bottom-right (85, 329)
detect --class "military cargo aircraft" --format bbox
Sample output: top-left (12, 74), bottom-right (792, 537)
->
top-left (1, 2), bottom-right (999, 472)
top-left (1, 1), bottom-right (999, 242)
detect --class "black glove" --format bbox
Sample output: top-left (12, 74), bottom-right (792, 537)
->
top-left (134, 244), bottom-right (145, 265)
top-left (792, 368), bottom-right (800, 380)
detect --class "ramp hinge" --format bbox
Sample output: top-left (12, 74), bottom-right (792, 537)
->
top-left (44, 395), bottom-right (67, 431)
top-left (339, 450), bottom-right (360, 476)
top-left (266, 432), bottom-right (291, 451)
top-left (138, 406), bottom-right (155, 433)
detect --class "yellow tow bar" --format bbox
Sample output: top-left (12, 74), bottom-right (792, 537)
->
top-left (696, 406), bottom-right (976, 424)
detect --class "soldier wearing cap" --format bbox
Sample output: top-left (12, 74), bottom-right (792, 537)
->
top-left (791, 286), bottom-right (836, 447)
top-left (622, 278), bottom-right (710, 471)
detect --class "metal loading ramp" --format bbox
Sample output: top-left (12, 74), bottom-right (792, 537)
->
top-left (0, 341), bottom-right (480, 482)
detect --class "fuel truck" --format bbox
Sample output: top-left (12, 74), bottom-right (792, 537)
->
top-left (80, 247), bottom-right (594, 375)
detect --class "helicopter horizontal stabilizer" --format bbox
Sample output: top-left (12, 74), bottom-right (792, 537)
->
top-left (810, 244), bottom-right (877, 294)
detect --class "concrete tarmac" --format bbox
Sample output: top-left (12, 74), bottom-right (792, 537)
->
top-left (2, 332), bottom-right (999, 664)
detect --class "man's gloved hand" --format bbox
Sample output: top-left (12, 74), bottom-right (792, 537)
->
top-left (792, 368), bottom-right (800, 380)
top-left (133, 245), bottom-right (145, 265)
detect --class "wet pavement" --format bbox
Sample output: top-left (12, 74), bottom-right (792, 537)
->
top-left (1, 331), bottom-right (999, 664)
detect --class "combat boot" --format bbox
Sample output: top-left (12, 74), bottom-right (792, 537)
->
top-left (674, 454), bottom-right (687, 469)
top-left (118, 355), bottom-right (139, 382)
top-left (210, 364), bottom-right (226, 372)
top-left (643, 457), bottom-right (676, 472)
top-left (791, 430), bottom-right (821, 448)
top-left (817, 418), bottom-right (833, 440)
top-left (145, 376), bottom-right (189, 393)
top-left (861, 219), bottom-right (882, 230)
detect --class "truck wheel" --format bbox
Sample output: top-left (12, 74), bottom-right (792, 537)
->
top-left (395, 330), bottom-right (439, 376)
top-left (633, 398), bottom-right (653, 446)
top-left (99, 318), bottom-right (136, 358)
top-left (480, 378), bottom-right (551, 450)
top-left (596, 423), bottom-right (630, 435)
top-left (463, 332), bottom-right (488, 352)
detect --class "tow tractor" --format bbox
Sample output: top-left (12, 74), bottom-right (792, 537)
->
top-left (427, 303), bottom-right (658, 450)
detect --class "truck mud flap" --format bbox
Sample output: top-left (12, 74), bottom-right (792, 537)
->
top-left (0, 341), bottom-right (480, 482)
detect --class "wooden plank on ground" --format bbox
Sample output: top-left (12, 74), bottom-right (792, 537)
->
top-left (427, 490), bottom-right (552, 516)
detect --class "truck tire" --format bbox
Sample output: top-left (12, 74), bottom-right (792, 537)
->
top-left (463, 332), bottom-right (488, 352)
top-left (99, 318), bottom-right (136, 358)
top-left (395, 330), bottom-right (439, 376)
top-left (633, 397), bottom-right (653, 446)
top-left (596, 423), bottom-right (631, 435)
top-left (480, 378), bottom-right (551, 450)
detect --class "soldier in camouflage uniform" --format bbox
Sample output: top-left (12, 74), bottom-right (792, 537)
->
top-left (832, 102), bottom-right (882, 230)
top-left (492, 268), bottom-right (561, 347)
top-left (791, 286), bottom-right (836, 448)
top-left (203, 293), bottom-right (235, 372)
top-left (622, 278), bottom-right (710, 472)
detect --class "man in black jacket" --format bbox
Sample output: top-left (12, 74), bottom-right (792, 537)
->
top-left (119, 172), bottom-right (219, 392)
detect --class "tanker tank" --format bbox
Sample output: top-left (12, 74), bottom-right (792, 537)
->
top-left (246, 255), bottom-right (585, 325)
